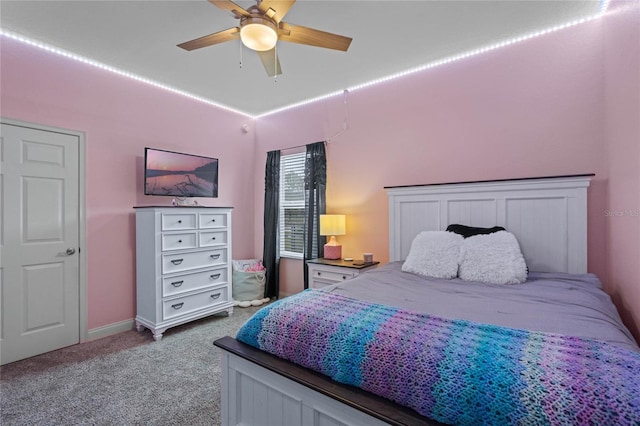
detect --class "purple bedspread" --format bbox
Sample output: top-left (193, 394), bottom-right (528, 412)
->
top-left (237, 290), bottom-right (640, 425)
top-left (326, 262), bottom-right (640, 353)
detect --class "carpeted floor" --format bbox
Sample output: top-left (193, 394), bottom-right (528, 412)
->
top-left (0, 305), bottom-right (263, 426)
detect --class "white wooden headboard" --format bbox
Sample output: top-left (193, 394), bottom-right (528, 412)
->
top-left (386, 175), bottom-right (593, 274)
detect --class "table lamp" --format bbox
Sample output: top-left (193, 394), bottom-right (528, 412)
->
top-left (320, 214), bottom-right (346, 260)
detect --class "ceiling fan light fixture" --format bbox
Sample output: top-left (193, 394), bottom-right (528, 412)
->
top-left (240, 17), bottom-right (278, 51)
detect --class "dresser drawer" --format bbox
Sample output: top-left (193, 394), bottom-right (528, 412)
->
top-left (162, 232), bottom-right (197, 251)
top-left (162, 267), bottom-right (228, 297)
top-left (162, 248), bottom-right (228, 274)
top-left (162, 213), bottom-right (197, 231)
top-left (199, 212), bottom-right (228, 229)
top-left (199, 230), bottom-right (228, 247)
top-left (311, 269), bottom-right (356, 283)
top-left (163, 286), bottom-right (229, 320)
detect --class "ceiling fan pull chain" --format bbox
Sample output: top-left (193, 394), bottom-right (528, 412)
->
top-left (274, 44), bottom-right (278, 83)
top-left (239, 40), bottom-right (243, 69)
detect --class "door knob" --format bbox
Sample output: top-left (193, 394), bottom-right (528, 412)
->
top-left (65, 248), bottom-right (76, 255)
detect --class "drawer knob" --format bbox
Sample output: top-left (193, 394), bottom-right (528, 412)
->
top-left (210, 293), bottom-right (221, 300)
top-left (211, 237), bottom-right (216, 240)
top-left (317, 272), bottom-right (321, 276)
top-left (210, 273), bottom-right (221, 279)
top-left (178, 220), bottom-right (182, 224)
top-left (210, 254), bottom-right (221, 260)
top-left (171, 280), bottom-right (184, 288)
top-left (342, 276), bottom-right (347, 280)
top-left (171, 302), bottom-right (184, 310)
top-left (178, 239), bottom-right (182, 243)
top-left (171, 259), bottom-right (184, 265)
top-left (211, 219), bottom-right (216, 222)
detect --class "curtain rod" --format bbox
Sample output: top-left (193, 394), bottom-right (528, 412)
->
top-left (280, 140), bottom-right (327, 153)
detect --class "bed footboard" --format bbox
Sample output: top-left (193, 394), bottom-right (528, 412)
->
top-left (214, 336), bottom-right (439, 426)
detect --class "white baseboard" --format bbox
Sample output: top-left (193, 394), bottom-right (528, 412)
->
top-left (87, 319), bottom-right (135, 341)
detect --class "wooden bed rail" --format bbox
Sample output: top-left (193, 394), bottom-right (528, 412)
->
top-left (214, 336), bottom-right (442, 426)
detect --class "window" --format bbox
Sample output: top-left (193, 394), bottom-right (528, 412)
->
top-left (279, 152), bottom-right (305, 258)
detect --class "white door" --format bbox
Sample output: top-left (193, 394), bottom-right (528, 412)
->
top-left (1, 123), bottom-right (80, 365)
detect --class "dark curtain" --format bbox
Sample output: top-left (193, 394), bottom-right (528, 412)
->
top-left (303, 142), bottom-right (327, 289)
top-left (263, 150), bottom-right (280, 298)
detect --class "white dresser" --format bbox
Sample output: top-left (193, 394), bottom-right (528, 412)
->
top-left (134, 206), bottom-right (234, 341)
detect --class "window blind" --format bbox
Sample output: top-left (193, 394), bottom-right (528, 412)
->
top-left (279, 152), bottom-right (305, 258)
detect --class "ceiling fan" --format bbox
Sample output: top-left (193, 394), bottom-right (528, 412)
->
top-left (178, 0), bottom-right (352, 77)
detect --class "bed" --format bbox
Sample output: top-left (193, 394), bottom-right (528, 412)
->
top-left (214, 174), bottom-right (640, 426)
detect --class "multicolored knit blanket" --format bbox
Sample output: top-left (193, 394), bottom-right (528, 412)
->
top-left (237, 290), bottom-right (640, 425)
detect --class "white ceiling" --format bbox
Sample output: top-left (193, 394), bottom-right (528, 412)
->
top-left (1, 1), bottom-right (604, 116)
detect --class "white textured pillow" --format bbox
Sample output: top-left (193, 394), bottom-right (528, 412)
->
top-left (402, 231), bottom-right (463, 279)
top-left (458, 231), bottom-right (527, 285)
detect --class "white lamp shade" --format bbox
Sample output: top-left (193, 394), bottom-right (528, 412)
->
top-left (320, 214), bottom-right (346, 236)
top-left (240, 22), bottom-right (278, 51)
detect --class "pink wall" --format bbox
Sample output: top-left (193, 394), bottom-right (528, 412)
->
top-left (2, 2), bottom-right (638, 344)
top-left (255, 6), bottom-right (640, 343)
top-left (603, 0), bottom-right (640, 340)
top-left (256, 16), bottom-right (607, 294)
top-left (1, 38), bottom-right (257, 331)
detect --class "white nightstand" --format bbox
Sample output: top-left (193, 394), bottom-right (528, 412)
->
top-left (306, 258), bottom-right (380, 289)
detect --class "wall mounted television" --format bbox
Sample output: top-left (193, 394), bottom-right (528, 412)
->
top-left (144, 148), bottom-right (218, 198)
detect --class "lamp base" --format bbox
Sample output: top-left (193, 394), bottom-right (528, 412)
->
top-left (323, 244), bottom-right (342, 260)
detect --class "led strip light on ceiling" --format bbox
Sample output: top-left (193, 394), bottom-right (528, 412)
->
top-left (257, 1), bottom-right (611, 118)
top-left (0, 30), bottom-right (251, 118)
top-left (1, 0), bottom-right (610, 120)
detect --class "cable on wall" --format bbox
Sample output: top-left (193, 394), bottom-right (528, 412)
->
top-left (326, 89), bottom-right (350, 142)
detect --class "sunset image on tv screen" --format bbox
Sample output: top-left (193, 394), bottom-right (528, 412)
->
top-left (145, 149), bottom-right (218, 197)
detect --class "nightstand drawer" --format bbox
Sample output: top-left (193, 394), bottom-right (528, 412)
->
top-left (162, 232), bottom-right (198, 251)
top-left (163, 286), bottom-right (229, 320)
top-left (162, 267), bottom-right (228, 297)
top-left (306, 259), bottom-right (380, 290)
top-left (312, 269), bottom-right (356, 283)
top-left (162, 213), bottom-right (197, 231)
top-left (311, 279), bottom-right (337, 289)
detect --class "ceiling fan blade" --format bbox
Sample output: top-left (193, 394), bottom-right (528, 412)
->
top-left (208, 0), bottom-right (251, 18)
top-left (257, 48), bottom-right (282, 77)
top-left (177, 27), bottom-right (239, 51)
top-left (257, 0), bottom-right (295, 23)
top-left (279, 23), bottom-right (352, 51)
